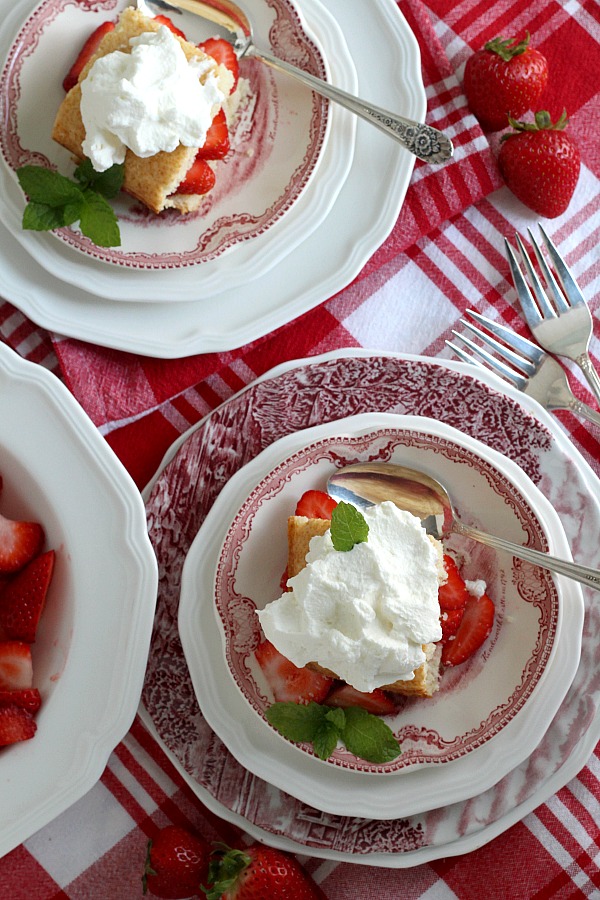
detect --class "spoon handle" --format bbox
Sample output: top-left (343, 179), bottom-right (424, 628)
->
top-left (248, 45), bottom-right (454, 164)
top-left (456, 522), bottom-right (600, 591)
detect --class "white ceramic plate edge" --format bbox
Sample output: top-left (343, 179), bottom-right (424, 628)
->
top-left (0, 343), bottom-right (159, 857)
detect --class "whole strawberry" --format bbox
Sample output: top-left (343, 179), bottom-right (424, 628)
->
top-left (204, 844), bottom-right (319, 899)
top-left (498, 110), bottom-right (581, 218)
top-left (143, 826), bottom-right (211, 899)
top-left (464, 33), bottom-right (548, 131)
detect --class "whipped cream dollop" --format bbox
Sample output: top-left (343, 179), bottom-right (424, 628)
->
top-left (258, 501), bottom-right (443, 693)
top-left (80, 25), bottom-right (225, 172)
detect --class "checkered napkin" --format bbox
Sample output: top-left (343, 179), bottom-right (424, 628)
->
top-left (0, 0), bottom-right (504, 488)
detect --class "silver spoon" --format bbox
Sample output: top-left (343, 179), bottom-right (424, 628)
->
top-left (141, 0), bottom-right (454, 164)
top-left (327, 461), bottom-right (600, 591)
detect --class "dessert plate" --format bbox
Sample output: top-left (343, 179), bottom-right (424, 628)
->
top-left (176, 413), bottom-right (581, 817)
top-left (0, 0), bottom-right (421, 351)
top-left (0, 0), bottom-right (355, 300)
top-left (142, 351), bottom-right (599, 860)
top-left (0, 342), bottom-right (158, 858)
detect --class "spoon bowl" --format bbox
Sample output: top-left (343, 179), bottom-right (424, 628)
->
top-left (327, 461), bottom-right (600, 592)
top-left (142, 0), bottom-right (454, 163)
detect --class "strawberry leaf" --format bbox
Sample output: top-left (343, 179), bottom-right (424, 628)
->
top-left (330, 501), bottom-right (369, 551)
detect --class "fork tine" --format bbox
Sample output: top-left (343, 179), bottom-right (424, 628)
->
top-left (447, 333), bottom-right (528, 391)
top-left (526, 227), bottom-right (570, 314)
top-left (465, 309), bottom-right (546, 365)
top-left (514, 234), bottom-right (557, 320)
top-left (538, 223), bottom-right (586, 309)
top-left (459, 319), bottom-right (537, 375)
top-left (505, 239), bottom-right (545, 326)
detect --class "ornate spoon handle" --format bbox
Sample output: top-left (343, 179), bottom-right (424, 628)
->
top-left (248, 45), bottom-right (454, 164)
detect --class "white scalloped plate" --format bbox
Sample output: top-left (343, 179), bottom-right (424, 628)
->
top-left (0, 342), bottom-right (158, 858)
top-left (0, 0), bottom-right (356, 299)
top-left (0, 0), bottom-right (420, 352)
top-left (176, 413), bottom-right (582, 818)
top-left (141, 350), bottom-right (600, 864)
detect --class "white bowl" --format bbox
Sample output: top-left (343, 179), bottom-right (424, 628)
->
top-left (178, 413), bottom-right (583, 818)
top-left (0, 344), bottom-right (158, 856)
top-left (0, 0), bottom-right (355, 297)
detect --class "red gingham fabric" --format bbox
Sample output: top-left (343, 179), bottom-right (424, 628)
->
top-left (1, 0), bottom-right (599, 896)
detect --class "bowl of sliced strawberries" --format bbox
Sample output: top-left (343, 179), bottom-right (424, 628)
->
top-left (0, 343), bottom-right (157, 857)
top-left (0, 494), bottom-right (56, 747)
top-left (178, 413), bottom-right (584, 819)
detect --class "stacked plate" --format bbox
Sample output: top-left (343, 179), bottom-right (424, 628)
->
top-left (0, 0), bottom-right (424, 356)
top-left (141, 350), bottom-right (600, 867)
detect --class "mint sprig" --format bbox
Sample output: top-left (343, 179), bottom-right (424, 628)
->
top-left (265, 701), bottom-right (401, 763)
top-left (16, 159), bottom-right (124, 247)
top-left (330, 501), bottom-right (369, 551)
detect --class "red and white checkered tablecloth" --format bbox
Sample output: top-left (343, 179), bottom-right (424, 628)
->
top-left (1, 0), bottom-right (600, 896)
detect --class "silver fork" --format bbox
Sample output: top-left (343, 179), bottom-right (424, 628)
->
top-left (505, 226), bottom-right (600, 406)
top-left (447, 310), bottom-right (600, 427)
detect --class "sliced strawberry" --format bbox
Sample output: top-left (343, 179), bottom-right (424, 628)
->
top-left (438, 555), bottom-right (469, 610)
top-left (326, 684), bottom-right (396, 716)
top-left (255, 639), bottom-right (333, 704)
top-left (63, 21), bottom-right (115, 93)
top-left (0, 549), bottom-right (55, 642)
top-left (441, 592), bottom-right (495, 667)
top-left (198, 37), bottom-right (239, 90)
top-left (0, 688), bottom-right (41, 714)
top-left (0, 641), bottom-right (33, 690)
top-left (0, 704), bottom-right (37, 746)
top-left (175, 157), bottom-right (216, 196)
top-left (294, 490), bottom-right (338, 520)
top-left (0, 512), bottom-right (44, 575)
top-left (196, 109), bottom-right (230, 160)
top-left (154, 14), bottom-right (186, 39)
top-left (439, 607), bottom-right (464, 645)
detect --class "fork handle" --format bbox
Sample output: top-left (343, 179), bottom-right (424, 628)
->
top-left (454, 522), bottom-right (600, 591)
top-left (576, 352), bottom-right (600, 408)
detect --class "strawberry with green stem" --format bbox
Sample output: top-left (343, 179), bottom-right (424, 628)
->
top-left (498, 110), bottom-right (580, 218)
top-left (204, 843), bottom-right (319, 899)
top-left (464, 32), bottom-right (548, 131)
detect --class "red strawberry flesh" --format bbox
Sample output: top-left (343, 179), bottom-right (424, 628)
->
top-left (0, 549), bottom-right (55, 642)
top-left (63, 21), bottom-right (115, 93)
top-left (326, 683), bottom-right (396, 715)
top-left (198, 37), bottom-right (239, 91)
top-left (0, 703), bottom-right (37, 746)
top-left (294, 490), bottom-right (338, 520)
top-left (0, 641), bottom-right (33, 690)
top-left (255, 639), bottom-right (333, 703)
top-left (441, 591), bottom-right (495, 667)
top-left (0, 513), bottom-right (44, 574)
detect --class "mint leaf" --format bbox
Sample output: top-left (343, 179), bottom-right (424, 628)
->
top-left (341, 706), bottom-right (401, 763)
top-left (16, 162), bottom-right (123, 247)
top-left (313, 716), bottom-right (343, 760)
top-left (79, 189), bottom-right (121, 247)
top-left (265, 701), bottom-right (327, 742)
top-left (330, 501), bottom-right (369, 551)
top-left (265, 700), bottom-right (400, 763)
top-left (75, 158), bottom-right (124, 199)
top-left (17, 165), bottom-right (83, 208)
top-left (22, 200), bottom-right (81, 231)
